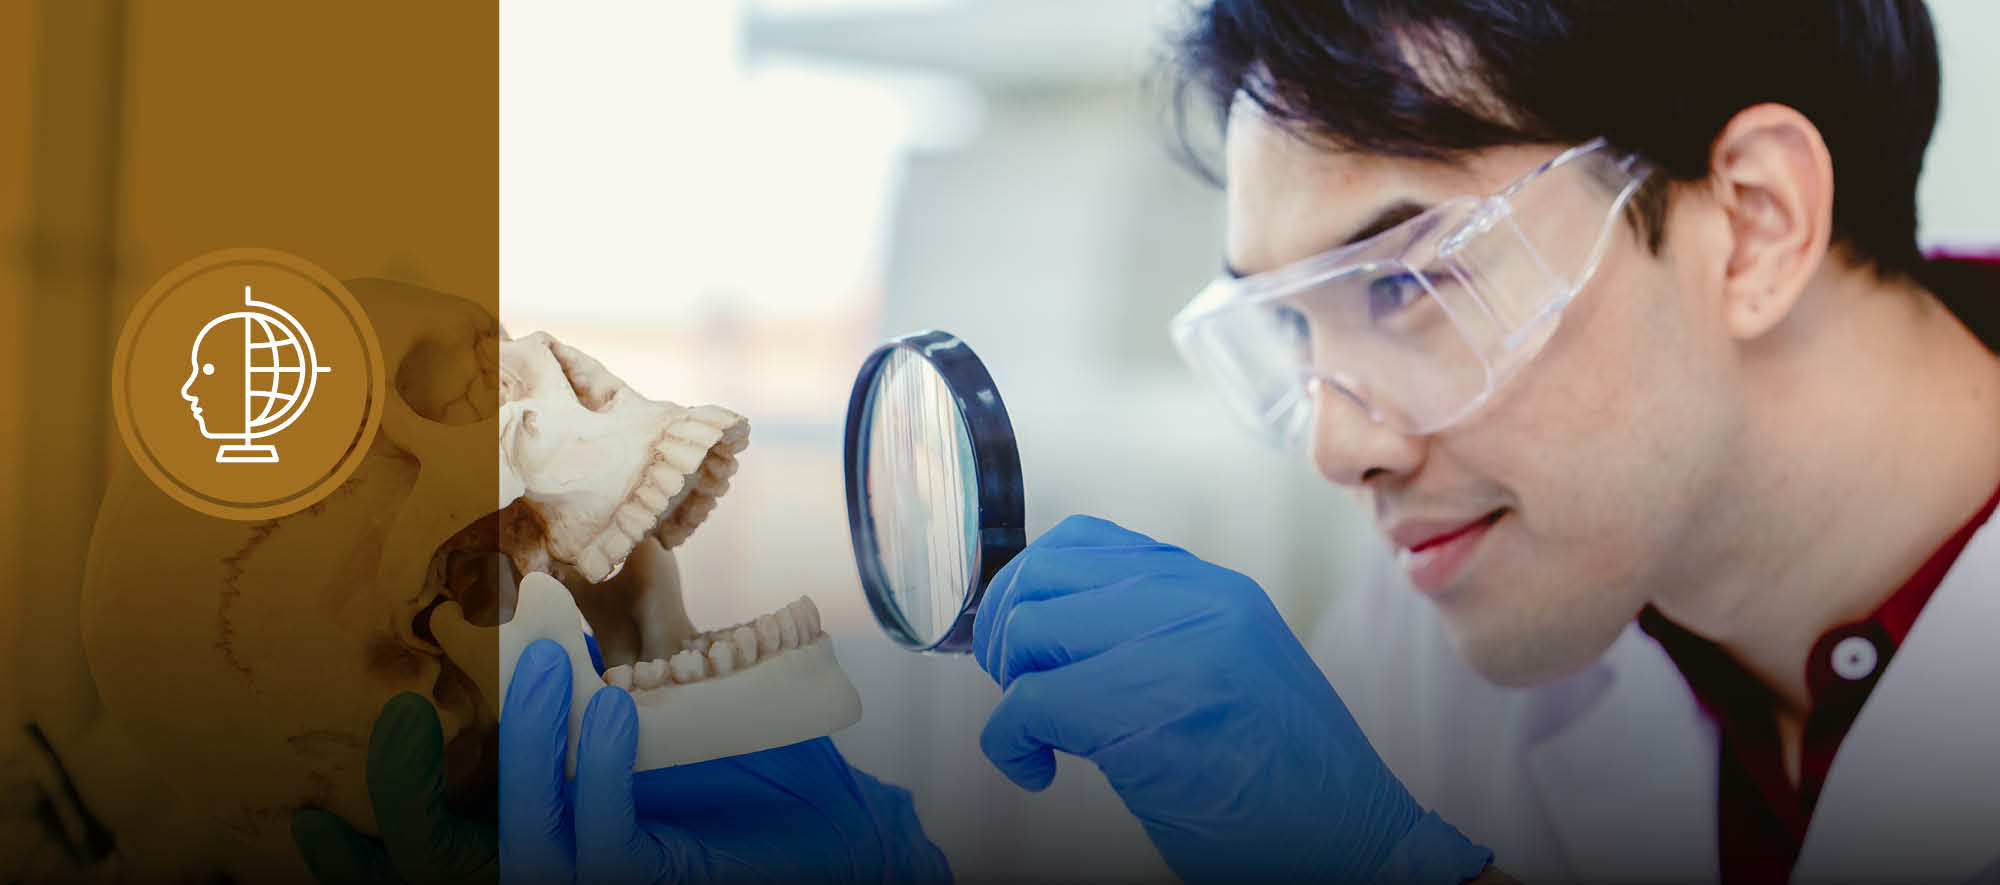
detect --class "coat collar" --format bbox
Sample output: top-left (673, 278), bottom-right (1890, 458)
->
top-left (1520, 519), bottom-right (2000, 881)
top-left (1524, 623), bottom-right (1719, 880)
top-left (1792, 518), bottom-right (2000, 882)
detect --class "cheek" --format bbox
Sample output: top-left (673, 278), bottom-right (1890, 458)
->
top-left (1451, 256), bottom-right (1721, 573)
top-left (1419, 250), bottom-right (1750, 683)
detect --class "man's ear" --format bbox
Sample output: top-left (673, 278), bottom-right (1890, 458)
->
top-left (1704, 103), bottom-right (1834, 340)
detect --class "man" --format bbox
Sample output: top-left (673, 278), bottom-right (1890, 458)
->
top-left (472, 0), bottom-right (2000, 881)
top-left (1177, 1), bottom-right (2000, 880)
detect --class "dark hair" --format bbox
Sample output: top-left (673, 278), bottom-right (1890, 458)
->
top-left (1170, 0), bottom-right (1941, 279)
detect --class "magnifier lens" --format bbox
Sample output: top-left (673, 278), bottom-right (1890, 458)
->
top-left (845, 329), bottom-right (1022, 653)
top-left (863, 349), bottom-right (981, 647)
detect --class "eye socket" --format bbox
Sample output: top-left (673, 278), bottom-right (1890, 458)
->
top-left (1273, 304), bottom-right (1311, 360)
top-left (1366, 270), bottom-right (1432, 324)
top-left (1274, 304), bottom-right (1307, 339)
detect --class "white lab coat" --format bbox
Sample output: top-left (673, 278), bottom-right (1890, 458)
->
top-left (1309, 516), bottom-right (2000, 882)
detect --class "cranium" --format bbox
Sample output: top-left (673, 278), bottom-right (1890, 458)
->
top-left (79, 280), bottom-right (858, 874)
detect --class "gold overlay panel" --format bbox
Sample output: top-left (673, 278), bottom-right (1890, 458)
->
top-left (1, 2), bottom-right (498, 879)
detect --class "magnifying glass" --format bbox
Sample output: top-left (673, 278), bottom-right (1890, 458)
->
top-left (842, 330), bottom-right (1024, 652)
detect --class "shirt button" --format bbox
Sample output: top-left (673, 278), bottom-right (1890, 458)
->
top-left (1831, 634), bottom-right (1879, 680)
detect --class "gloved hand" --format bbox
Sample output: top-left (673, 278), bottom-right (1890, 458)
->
top-left (972, 515), bottom-right (1493, 883)
top-left (291, 693), bottom-right (498, 884)
top-left (500, 638), bottom-right (951, 883)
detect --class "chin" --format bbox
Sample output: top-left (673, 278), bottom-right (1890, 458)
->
top-left (1433, 582), bottom-right (1633, 688)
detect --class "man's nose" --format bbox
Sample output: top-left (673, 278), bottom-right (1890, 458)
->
top-left (1309, 380), bottom-right (1427, 486)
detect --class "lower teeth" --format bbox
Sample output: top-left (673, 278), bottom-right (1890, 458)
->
top-left (605, 596), bottom-right (822, 689)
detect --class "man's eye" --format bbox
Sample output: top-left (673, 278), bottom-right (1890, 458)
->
top-left (1274, 305), bottom-right (1310, 353)
top-left (1366, 271), bottom-right (1430, 323)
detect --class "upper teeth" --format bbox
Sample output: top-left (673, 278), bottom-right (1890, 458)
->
top-left (603, 596), bottom-right (823, 692)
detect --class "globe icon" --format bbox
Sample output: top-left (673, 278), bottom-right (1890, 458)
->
top-left (180, 286), bottom-right (333, 463)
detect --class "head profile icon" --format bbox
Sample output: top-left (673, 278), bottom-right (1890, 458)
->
top-left (179, 285), bottom-right (333, 463)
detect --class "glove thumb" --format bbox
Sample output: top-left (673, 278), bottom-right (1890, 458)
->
top-left (573, 686), bottom-right (702, 881)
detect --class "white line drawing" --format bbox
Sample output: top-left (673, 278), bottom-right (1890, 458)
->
top-left (179, 285), bottom-right (333, 463)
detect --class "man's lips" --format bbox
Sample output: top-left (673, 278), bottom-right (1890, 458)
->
top-left (1388, 509), bottom-right (1506, 553)
top-left (1387, 509), bottom-right (1507, 595)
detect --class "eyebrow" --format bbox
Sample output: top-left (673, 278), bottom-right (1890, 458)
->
top-left (1223, 199), bottom-right (1432, 279)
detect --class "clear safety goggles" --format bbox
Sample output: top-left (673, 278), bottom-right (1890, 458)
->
top-left (1171, 138), bottom-right (1652, 448)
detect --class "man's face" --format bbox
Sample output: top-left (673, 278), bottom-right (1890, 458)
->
top-left (1223, 105), bottom-right (1746, 685)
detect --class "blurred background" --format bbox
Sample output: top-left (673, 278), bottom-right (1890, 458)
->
top-left (500, 0), bottom-right (2000, 878)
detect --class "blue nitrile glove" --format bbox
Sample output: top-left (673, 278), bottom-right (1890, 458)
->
top-left (500, 638), bottom-right (951, 883)
top-left (972, 515), bottom-right (1493, 883)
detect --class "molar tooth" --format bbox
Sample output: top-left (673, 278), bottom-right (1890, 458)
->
top-left (707, 639), bottom-right (735, 676)
top-left (634, 484), bottom-right (671, 513)
top-left (668, 650), bottom-right (707, 684)
top-left (658, 439), bottom-right (709, 471)
top-left (615, 504), bottom-right (653, 537)
top-left (633, 659), bottom-right (668, 689)
top-left (603, 664), bottom-right (634, 690)
top-left (578, 548), bottom-right (611, 583)
top-left (731, 626), bottom-right (759, 666)
top-left (775, 609), bottom-right (800, 650)
top-left (754, 614), bottom-right (781, 657)
top-left (796, 596), bottom-right (821, 636)
top-left (684, 636), bottom-right (711, 654)
top-left (599, 535), bottom-right (630, 564)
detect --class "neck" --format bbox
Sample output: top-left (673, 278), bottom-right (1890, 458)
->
top-left (1651, 263), bottom-right (2000, 714)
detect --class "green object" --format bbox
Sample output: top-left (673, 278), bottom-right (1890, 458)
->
top-left (292, 693), bottom-right (497, 884)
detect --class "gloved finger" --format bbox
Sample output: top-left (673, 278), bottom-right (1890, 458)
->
top-left (291, 808), bottom-right (395, 885)
top-left (975, 542), bottom-right (1191, 678)
top-left (1035, 513), bottom-right (1163, 550)
top-left (574, 685), bottom-right (684, 882)
top-left (498, 638), bottom-right (575, 882)
top-left (989, 581), bottom-right (1220, 688)
top-left (973, 515), bottom-right (1158, 666)
top-left (366, 693), bottom-right (498, 883)
top-left (977, 667), bottom-right (1063, 791)
top-left (980, 646), bottom-right (1209, 790)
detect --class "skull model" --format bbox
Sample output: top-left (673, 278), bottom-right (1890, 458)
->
top-left (485, 331), bottom-right (862, 773)
top-left (79, 279), bottom-right (860, 873)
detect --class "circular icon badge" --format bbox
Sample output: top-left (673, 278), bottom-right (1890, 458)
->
top-left (112, 248), bottom-right (385, 520)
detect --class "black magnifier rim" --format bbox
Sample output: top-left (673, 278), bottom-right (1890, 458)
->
top-left (843, 329), bottom-right (1025, 653)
